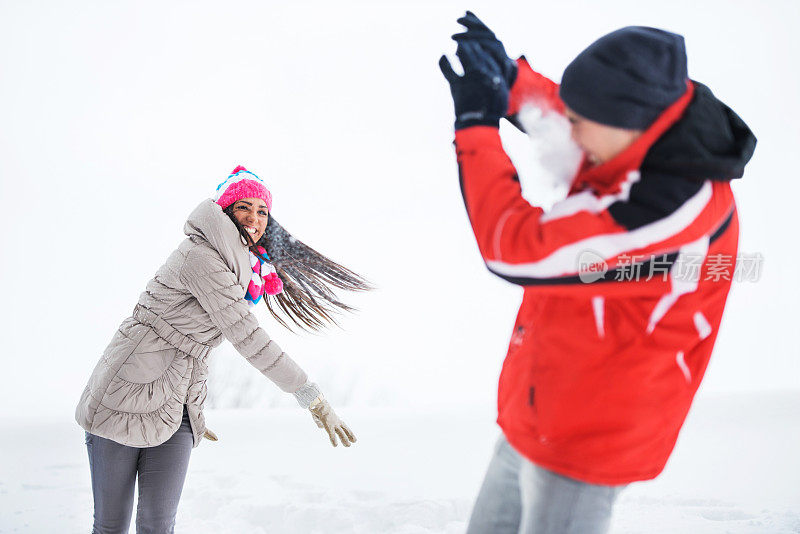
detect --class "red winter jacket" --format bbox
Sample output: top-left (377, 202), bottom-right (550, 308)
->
top-left (454, 59), bottom-right (756, 485)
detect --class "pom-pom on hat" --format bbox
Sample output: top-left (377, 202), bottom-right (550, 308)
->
top-left (215, 165), bottom-right (273, 211)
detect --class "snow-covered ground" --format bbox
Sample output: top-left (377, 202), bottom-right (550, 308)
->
top-left (2, 390), bottom-right (798, 533)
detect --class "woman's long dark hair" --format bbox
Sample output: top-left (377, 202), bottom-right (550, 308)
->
top-left (223, 205), bottom-right (372, 332)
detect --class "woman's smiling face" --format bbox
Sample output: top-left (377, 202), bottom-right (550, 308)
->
top-left (231, 197), bottom-right (269, 244)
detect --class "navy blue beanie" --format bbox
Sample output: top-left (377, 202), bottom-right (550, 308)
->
top-left (559, 26), bottom-right (688, 130)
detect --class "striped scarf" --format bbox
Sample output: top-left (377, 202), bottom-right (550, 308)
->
top-left (245, 246), bottom-right (284, 305)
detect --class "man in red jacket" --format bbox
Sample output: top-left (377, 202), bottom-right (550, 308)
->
top-left (440, 13), bottom-right (756, 534)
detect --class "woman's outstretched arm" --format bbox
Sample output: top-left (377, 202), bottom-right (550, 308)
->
top-left (179, 246), bottom-right (356, 447)
top-left (179, 246), bottom-right (319, 404)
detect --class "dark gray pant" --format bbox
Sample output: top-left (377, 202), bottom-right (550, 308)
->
top-left (85, 405), bottom-right (193, 534)
top-left (466, 434), bottom-right (625, 534)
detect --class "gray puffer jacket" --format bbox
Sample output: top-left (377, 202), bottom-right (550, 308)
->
top-left (75, 199), bottom-right (321, 448)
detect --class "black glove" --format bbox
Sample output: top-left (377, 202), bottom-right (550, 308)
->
top-left (451, 11), bottom-right (517, 88)
top-left (439, 41), bottom-right (509, 130)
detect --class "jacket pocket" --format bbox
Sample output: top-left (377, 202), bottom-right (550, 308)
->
top-left (117, 345), bottom-right (177, 384)
top-left (528, 376), bottom-right (558, 444)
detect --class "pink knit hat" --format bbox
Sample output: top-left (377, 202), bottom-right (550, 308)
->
top-left (214, 166), bottom-right (273, 211)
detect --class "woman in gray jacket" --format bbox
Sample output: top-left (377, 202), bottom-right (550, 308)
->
top-left (75, 166), bottom-right (368, 534)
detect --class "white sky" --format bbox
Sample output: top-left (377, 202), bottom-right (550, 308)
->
top-left (1, 0), bottom-right (798, 418)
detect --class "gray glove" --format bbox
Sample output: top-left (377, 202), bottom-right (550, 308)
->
top-left (309, 396), bottom-right (356, 447)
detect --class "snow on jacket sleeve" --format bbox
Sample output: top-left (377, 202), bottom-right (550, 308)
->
top-left (454, 125), bottom-right (734, 297)
top-left (506, 57), bottom-right (565, 133)
top-left (179, 247), bottom-right (309, 393)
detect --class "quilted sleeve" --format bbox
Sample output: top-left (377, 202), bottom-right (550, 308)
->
top-left (178, 247), bottom-right (313, 397)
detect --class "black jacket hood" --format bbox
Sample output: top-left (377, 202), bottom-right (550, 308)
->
top-left (642, 82), bottom-right (757, 181)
